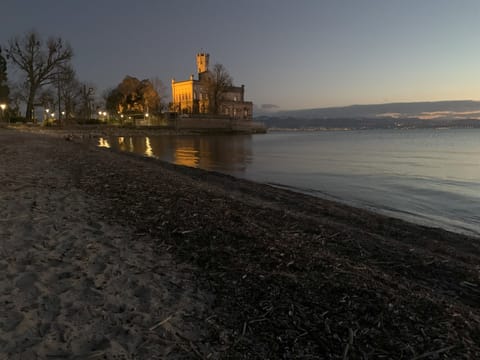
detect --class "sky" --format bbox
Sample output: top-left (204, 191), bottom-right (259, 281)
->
top-left (2, 0), bottom-right (480, 111)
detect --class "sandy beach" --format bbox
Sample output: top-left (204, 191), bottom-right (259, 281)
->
top-left (0, 128), bottom-right (479, 359)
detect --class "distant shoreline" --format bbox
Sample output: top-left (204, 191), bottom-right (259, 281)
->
top-left (5, 123), bottom-right (265, 139)
top-left (7, 123), bottom-right (478, 139)
top-left (266, 125), bottom-right (476, 131)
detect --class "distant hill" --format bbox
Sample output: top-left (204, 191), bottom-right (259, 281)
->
top-left (255, 100), bottom-right (480, 129)
top-left (276, 100), bottom-right (480, 119)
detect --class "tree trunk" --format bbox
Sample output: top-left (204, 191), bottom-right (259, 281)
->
top-left (25, 86), bottom-right (36, 123)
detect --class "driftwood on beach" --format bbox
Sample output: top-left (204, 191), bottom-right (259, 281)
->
top-left (0, 128), bottom-right (479, 359)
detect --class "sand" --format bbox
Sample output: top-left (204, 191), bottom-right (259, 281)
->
top-left (0, 127), bottom-right (479, 359)
top-left (0, 129), bottom-right (211, 359)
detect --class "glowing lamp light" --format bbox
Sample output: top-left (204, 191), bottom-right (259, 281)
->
top-left (0, 104), bottom-right (6, 111)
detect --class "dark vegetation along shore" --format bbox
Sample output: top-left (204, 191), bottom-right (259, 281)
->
top-left (0, 128), bottom-right (479, 359)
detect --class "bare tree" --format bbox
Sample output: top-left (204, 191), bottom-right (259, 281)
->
top-left (9, 82), bottom-right (27, 117)
top-left (6, 31), bottom-right (73, 122)
top-left (0, 47), bottom-right (9, 105)
top-left (56, 66), bottom-right (84, 122)
top-left (150, 76), bottom-right (167, 113)
top-left (78, 84), bottom-right (95, 122)
top-left (202, 63), bottom-right (233, 114)
top-left (38, 88), bottom-right (55, 110)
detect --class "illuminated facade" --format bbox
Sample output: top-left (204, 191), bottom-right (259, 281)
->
top-left (171, 53), bottom-right (253, 119)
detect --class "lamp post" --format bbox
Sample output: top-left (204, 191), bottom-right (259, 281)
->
top-left (0, 104), bottom-right (6, 123)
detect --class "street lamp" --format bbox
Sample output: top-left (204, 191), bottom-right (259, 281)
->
top-left (0, 104), bottom-right (6, 123)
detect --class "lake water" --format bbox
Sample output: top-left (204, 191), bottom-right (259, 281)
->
top-left (97, 129), bottom-right (480, 237)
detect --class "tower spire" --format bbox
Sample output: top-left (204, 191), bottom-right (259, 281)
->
top-left (196, 52), bottom-right (209, 74)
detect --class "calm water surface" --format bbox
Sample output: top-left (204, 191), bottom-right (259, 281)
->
top-left (98, 129), bottom-right (480, 237)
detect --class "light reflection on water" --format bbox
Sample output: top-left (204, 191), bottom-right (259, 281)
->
top-left (98, 138), bottom-right (111, 148)
top-left (145, 137), bottom-right (153, 157)
top-left (174, 147), bottom-right (199, 167)
top-left (97, 129), bottom-right (480, 237)
top-left (99, 134), bottom-right (253, 175)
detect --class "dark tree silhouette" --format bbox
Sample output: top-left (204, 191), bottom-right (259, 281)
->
top-left (54, 65), bottom-right (84, 123)
top-left (201, 63), bottom-right (233, 114)
top-left (6, 31), bottom-right (73, 122)
top-left (0, 47), bottom-right (9, 105)
top-left (149, 76), bottom-right (167, 113)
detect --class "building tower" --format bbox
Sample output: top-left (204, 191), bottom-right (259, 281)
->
top-left (196, 52), bottom-right (209, 74)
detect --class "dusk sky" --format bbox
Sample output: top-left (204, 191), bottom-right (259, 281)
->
top-left (2, 0), bottom-right (480, 111)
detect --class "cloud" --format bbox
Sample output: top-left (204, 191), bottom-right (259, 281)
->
top-left (378, 110), bottom-right (480, 120)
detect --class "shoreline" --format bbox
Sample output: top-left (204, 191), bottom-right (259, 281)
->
top-left (1, 128), bottom-right (479, 358)
top-left (4, 121), bottom-right (266, 138)
top-left (21, 125), bottom-right (480, 239)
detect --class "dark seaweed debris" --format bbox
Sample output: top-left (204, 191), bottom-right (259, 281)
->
top-left (48, 132), bottom-right (480, 358)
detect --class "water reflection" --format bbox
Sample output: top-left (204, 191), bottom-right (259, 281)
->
top-left (99, 134), bottom-right (253, 174)
top-left (98, 138), bottom-right (110, 148)
top-left (145, 137), bottom-right (153, 157)
top-left (175, 147), bottom-right (199, 167)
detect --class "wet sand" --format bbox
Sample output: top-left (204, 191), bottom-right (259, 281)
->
top-left (0, 128), bottom-right (479, 359)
